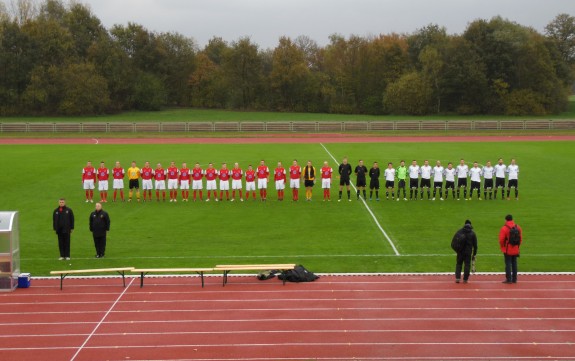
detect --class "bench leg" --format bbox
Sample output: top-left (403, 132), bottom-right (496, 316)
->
top-left (196, 271), bottom-right (205, 288)
top-left (222, 270), bottom-right (230, 287)
top-left (139, 272), bottom-right (146, 288)
top-left (117, 270), bottom-right (127, 287)
top-left (59, 274), bottom-right (67, 290)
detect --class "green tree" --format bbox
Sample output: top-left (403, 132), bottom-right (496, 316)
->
top-left (270, 36), bottom-right (309, 110)
top-left (384, 72), bottom-right (433, 115)
top-left (223, 37), bottom-right (262, 109)
top-left (545, 13), bottom-right (575, 64)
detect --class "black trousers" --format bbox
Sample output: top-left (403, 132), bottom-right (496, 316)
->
top-left (455, 252), bottom-right (472, 281)
top-left (93, 235), bottom-right (107, 257)
top-left (57, 233), bottom-right (71, 258)
top-left (504, 254), bottom-right (518, 282)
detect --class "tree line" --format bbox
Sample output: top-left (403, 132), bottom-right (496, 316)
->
top-left (1, 0), bottom-right (574, 116)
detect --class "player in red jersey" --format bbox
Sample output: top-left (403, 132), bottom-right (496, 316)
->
top-left (205, 163), bottom-right (218, 201)
top-left (218, 163), bottom-right (231, 201)
top-left (321, 161), bottom-right (333, 201)
top-left (245, 165), bottom-right (257, 200)
top-left (231, 162), bottom-right (243, 201)
top-left (257, 160), bottom-right (270, 201)
top-left (82, 161), bottom-right (96, 203)
top-left (180, 162), bottom-right (191, 201)
top-left (96, 161), bottom-right (109, 203)
top-left (274, 161), bottom-right (286, 201)
top-left (112, 161), bottom-right (125, 202)
top-left (154, 163), bottom-right (166, 201)
top-left (167, 161), bottom-right (179, 202)
top-left (141, 161), bottom-right (154, 202)
top-left (191, 163), bottom-right (204, 201)
top-left (289, 160), bottom-right (302, 201)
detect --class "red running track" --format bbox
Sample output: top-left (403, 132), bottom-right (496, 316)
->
top-left (1, 134), bottom-right (575, 145)
top-left (1, 274), bottom-right (575, 361)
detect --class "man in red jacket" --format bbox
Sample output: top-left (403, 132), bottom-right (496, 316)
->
top-left (499, 214), bottom-right (523, 284)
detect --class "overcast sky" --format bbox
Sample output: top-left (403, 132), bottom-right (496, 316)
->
top-left (77, 0), bottom-right (572, 49)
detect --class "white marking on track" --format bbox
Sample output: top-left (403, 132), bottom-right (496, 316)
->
top-left (92, 138), bottom-right (99, 144)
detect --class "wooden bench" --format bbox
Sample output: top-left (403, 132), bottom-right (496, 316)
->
top-left (214, 264), bottom-right (297, 286)
top-left (131, 268), bottom-right (214, 288)
top-left (50, 267), bottom-right (135, 290)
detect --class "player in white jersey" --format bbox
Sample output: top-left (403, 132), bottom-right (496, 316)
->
top-left (444, 162), bottom-right (457, 199)
top-left (469, 162), bottom-right (483, 200)
top-left (456, 159), bottom-right (469, 200)
top-left (432, 160), bottom-right (445, 200)
top-left (493, 158), bottom-right (507, 200)
top-left (419, 160), bottom-right (432, 200)
top-left (482, 161), bottom-right (495, 200)
top-left (506, 158), bottom-right (519, 200)
top-left (384, 163), bottom-right (396, 200)
top-left (408, 160), bottom-right (420, 200)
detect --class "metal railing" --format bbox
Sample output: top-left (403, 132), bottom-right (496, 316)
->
top-left (0, 120), bottom-right (573, 133)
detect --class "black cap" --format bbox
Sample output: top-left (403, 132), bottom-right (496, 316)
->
top-left (465, 219), bottom-right (472, 226)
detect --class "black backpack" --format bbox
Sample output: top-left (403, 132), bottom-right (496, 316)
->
top-left (451, 230), bottom-right (466, 253)
top-left (278, 265), bottom-right (319, 282)
top-left (507, 225), bottom-right (521, 246)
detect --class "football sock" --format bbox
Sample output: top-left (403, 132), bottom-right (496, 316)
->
top-left (157, 191), bottom-right (160, 200)
top-left (207, 191), bottom-right (211, 199)
top-left (375, 191), bottom-right (378, 199)
top-left (370, 191), bottom-right (373, 199)
top-left (226, 191), bottom-right (230, 200)
top-left (456, 189), bottom-right (460, 199)
top-left (507, 189), bottom-right (510, 197)
top-left (392, 192), bottom-right (395, 198)
top-left (515, 189), bottom-right (518, 198)
top-left (357, 190), bottom-right (360, 199)
top-left (113, 190), bottom-right (117, 201)
top-left (239, 190), bottom-right (242, 198)
top-left (363, 190), bottom-right (367, 199)
top-left (120, 190), bottom-right (124, 200)
top-left (129, 190), bottom-right (133, 199)
top-left (162, 191), bottom-right (166, 200)
top-left (90, 190), bottom-right (94, 200)
top-left (99, 192), bottom-right (103, 200)
top-left (339, 191), bottom-right (342, 199)
top-left (427, 191), bottom-right (430, 199)
top-left (252, 191), bottom-right (256, 199)
top-left (347, 190), bottom-right (351, 199)
top-left (464, 190), bottom-right (467, 198)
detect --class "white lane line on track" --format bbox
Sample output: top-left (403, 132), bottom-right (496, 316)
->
top-left (69, 278), bottom-right (134, 361)
top-left (320, 143), bottom-right (400, 256)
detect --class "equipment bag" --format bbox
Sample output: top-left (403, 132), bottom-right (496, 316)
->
top-left (278, 265), bottom-right (319, 282)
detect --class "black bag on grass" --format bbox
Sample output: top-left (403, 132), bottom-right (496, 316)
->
top-left (278, 265), bottom-right (319, 282)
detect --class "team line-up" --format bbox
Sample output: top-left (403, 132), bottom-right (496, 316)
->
top-left (80, 157), bottom-right (519, 203)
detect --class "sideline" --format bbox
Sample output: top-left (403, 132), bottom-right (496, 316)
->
top-left (320, 143), bottom-right (400, 256)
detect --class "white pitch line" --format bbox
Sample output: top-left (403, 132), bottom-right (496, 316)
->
top-left (69, 277), bottom-right (134, 361)
top-left (320, 143), bottom-right (400, 256)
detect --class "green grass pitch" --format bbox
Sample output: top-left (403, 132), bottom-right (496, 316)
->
top-left (1, 140), bottom-right (574, 276)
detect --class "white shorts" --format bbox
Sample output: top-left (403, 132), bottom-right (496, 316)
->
top-left (83, 180), bottom-right (95, 190)
top-left (206, 180), bottom-right (217, 190)
top-left (290, 179), bottom-right (300, 189)
top-left (219, 180), bottom-right (229, 190)
top-left (232, 179), bottom-right (242, 190)
top-left (192, 180), bottom-right (203, 190)
top-left (275, 180), bottom-right (285, 190)
top-left (113, 179), bottom-right (124, 189)
top-left (155, 180), bottom-right (166, 190)
top-left (246, 181), bottom-right (256, 191)
top-left (142, 179), bottom-right (153, 190)
top-left (168, 179), bottom-right (178, 190)
top-left (322, 179), bottom-right (331, 189)
top-left (258, 178), bottom-right (268, 189)
top-left (98, 181), bottom-right (108, 191)
top-left (180, 180), bottom-right (190, 190)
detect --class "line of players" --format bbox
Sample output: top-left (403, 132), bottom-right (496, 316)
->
top-left (80, 157), bottom-right (519, 203)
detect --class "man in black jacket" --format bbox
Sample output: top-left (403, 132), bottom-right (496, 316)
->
top-left (89, 203), bottom-right (111, 258)
top-left (53, 198), bottom-right (74, 260)
top-left (454, 219), bottom-right (478, 283)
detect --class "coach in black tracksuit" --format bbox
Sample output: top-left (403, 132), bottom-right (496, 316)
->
top-left (89, 203), bottom-right (111, 258)
top-left (53, 198), bottom-right (75, 260)
top-left (454, 220), bottom-right (478, 283)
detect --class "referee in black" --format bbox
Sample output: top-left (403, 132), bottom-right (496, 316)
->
top-left (369, 161), bottom-right (381, 201)
top-left (338, 157), bottom-right (352, 202)
top-left (355, 160), bottom-right (368, 200)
